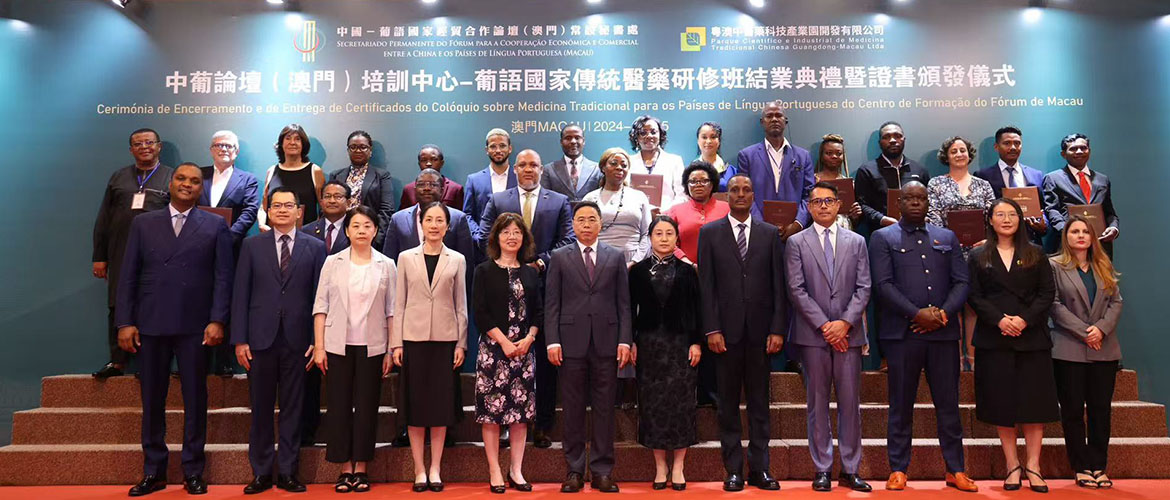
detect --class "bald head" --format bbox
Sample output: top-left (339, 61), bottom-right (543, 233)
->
top-left (514, 149), bottom-right (543, 190)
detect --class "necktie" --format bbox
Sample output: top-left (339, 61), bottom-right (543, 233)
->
top-left (736, 223), bottom-right (748, 259)
top-left (823, 228), bottom-right (835, 282)
top-left (172, 213), bottom-right (186, 237)
top-left (1005, 166), bottom-right (1019, 188)
top-left (324, 223), bottom-right (335, 253)
top-left (522, 191), bottom-right (535, 228)
top-left (583, 247), bottom-right (595, 283)
top-left (279, 234), bottom-right (291, 278)
top-left (569, 158), bottom-right (579, 192)
top-left (1077, 171), bottom-right (1092, 202)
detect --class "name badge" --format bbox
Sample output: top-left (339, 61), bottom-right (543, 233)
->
top-left (131, 191), bottom-right (145, 210)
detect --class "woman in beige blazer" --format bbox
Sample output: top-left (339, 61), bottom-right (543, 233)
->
top-left (1049, 215), bottom-right (1123, 489)
top-left (391, 201), bottom-right (468, 492)
top-left (311, 206), bottom-right (397, 493)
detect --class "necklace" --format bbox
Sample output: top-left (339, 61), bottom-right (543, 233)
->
top-left (600, 187), bottom-right (625, 231)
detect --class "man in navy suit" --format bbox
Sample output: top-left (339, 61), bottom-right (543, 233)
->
top-left (479, 149), bottom-right (574, 448)
top-left (785, 182), bottom-right (872, 492)
top-left (463, 128), bottom-right (518, 240)
top-left (231, 187), bottom-right (325, 494)
top-left (541, 124), bottom-right (602, 202)
top-left (116, 163), bottom-right (234, 496)
top-left (697, 174), bottom-right (788, 491)
top-left (869, 181), bottom-right (977, 492)
top-left (1042, 133), bottom-right (1120, 255)
top-left (384, 169), bottom-right (474, 261)
top-left (302, 181), bottom-right (351, 255)
top-left (734, 100), bottom-right (816, 240)
top-left (973, 126), bottom-right (1047, 244)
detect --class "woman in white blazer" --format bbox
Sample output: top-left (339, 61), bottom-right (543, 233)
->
top-left (312, 206), bottom-right (397, 493)
top-left (391, 201), bottom-right (469, 492)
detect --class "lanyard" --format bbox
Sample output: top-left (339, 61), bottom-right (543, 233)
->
top-left (136, 164), bottom-right (160, 192)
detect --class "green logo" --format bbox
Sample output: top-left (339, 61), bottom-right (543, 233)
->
top-left (680, 27), bottom-right (706, 52)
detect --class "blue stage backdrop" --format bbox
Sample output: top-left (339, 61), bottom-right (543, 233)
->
top-left (1, 0), bottom-right (1168, 443)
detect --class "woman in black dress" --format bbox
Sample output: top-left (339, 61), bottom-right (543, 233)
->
top-left (967, 198), bottom-right (1057, 493)
top-left (473, 212), bottom-right (542, 493)
top-left (628, 215), bottom-right (701, 490)
top-left (260, 124), bottom-right (326, 228)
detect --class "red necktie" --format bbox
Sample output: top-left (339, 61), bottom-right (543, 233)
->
top-left (325, 224), bottom-right (334, 253)
top-left (1077, 171), bottom-right (1092, 202)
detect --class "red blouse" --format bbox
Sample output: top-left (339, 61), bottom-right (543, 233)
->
top-left (665, 197), bottom-right (730, 262)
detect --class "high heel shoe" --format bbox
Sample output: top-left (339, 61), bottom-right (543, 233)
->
top-left (489, 481), bottom-right (506, 494)
top-left (1075, 471), bottom-right (1099, 489)
top-left (671, 482), bottom-right (687, 491)
top-left (411, 475), bottom-right (428, 493)
top-left (1003, 465), bottom-right (1022, 491)
top-left (1023, 467), bottom-right (1048, 493)
top-left (1093, 471), bottom-right (1113, 489)
top-left (507, 472), bottom-right (533, 492)
top-left (652, 481), bottom-right (667, 490)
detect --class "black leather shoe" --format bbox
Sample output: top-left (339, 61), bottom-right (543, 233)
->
top-left (507, 473), bottom-right (533, 492)
top-left (748, 471), bottom-right (780, 490)
top-left (723, 473), bottom-right (745, 492)
top-left (93, 362), bottom-right (123, 379)
top-left (184, 475), bottom-right (208, 495)
top-left (672, 482), bottom-right (687, 491)
top-left (429, 480), bottom-right (445, 492)
top-left (652, 481), bottom-right (667, 490)
top-left (533, 429), bottom-right (552, 449)
top-left (812, 472), bottom-right (831, 492)
top-left (590, 475), bottom-right (619, 493)
top-left (277, 474), bottom-right (306, 493)
top-left (839, 473), bottom-right (872, 492)
top-left (561, 472), bottom-right (584, 493)
top-left (392, 426), bottom-right (410, 447)
top-left (489, 483), bottom-right (506, 494)
top-left (128, 475), bottom-right (166, 496)
top-left (243, 475), bottom-right (272, 494)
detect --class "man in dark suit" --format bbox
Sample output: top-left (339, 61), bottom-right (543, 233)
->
top-left (854, 121), bottom-right (931, 232)
top-left (231, 187), bottom-right (325, 494)
top-left (1042, 133), bottom-right (1120, 255)
top-left (92, 128), bottom-right (174, 379)
top-left (541, 124), bottom-right (601, 202)
top-left (302, 181), bottom-right (351, 256)
top-left (326, 130), bottom-right (395, 250)
top-left (734, 101), bottom-right (815, 239)
top-left (199, 130), bottom-right (260, 376)
top-left (545, 200), bottom-right (633, 493)
top-left (973, 126), bottom-right (1047, 244)
top-left (784, 182), bottom-right (872, 492)
top-left (384, 169), bottom-right (474, 261)
top-left (400, 144), bottom-right (465, 209)
top-left (697, 173), bottom-right (787, 491)
top-left (463, 128), bottom-right (518, 239)
top-left (116, 163), bottom-right (233, 496)
top-left (479, 149), bottom-right (574, 447)
top-left (869, 181), bottom-right (977, 492)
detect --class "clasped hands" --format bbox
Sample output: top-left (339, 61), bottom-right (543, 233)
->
top-left (997, 314), bottom-right (1028, 337)
top-left (911, 307), bottom-right (948, 334)
top-left (820, 320), bottom-right (851, 352)
top-left (1083, 325), bottom-right (1104, 350)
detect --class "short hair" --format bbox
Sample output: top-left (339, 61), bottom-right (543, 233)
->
top-left (275, 124), bottom-right (311, 163)
top-left (417, 200), bottom-right (450, 226)
top-left (1061, 133), bottom-right (1090, 152)
top-left (646, 214), bottom-right (680, 238)
top-left (573, 200), bottom-right (602, 218)
top-left (417, 168), bottom-right (441, 181)
top-left (174, 162), bottom-right (202, 184)
top-left (878, 121), bottom-right (903, 133)
top-left (761, 100), bottom-right (787, 118)
top-left (727, 172), bottom-right (753, 186)
top-left (937, 136), bottom-right (976, 166)
top-left (486, 212), bottom-right (536, 262)
top-left (267, 186), bottom-right (301, 208)
top-left (418, 143), bottom-right (444, 161)
top-left (597, 147), bottom-right (631, 188)
top-left (344, 205), bottom-right (380, 234)
top-left (628, 115), bottom-right (667, 150)
top-left (815, 133), bottom-right (849, 176)
top-left (682, 160), bottom-right (720, 197)
top-left (322, 180), bottom-right (351, 198)
top-left (810, 181), bottom-right (839, 198)
top-left (994, 126), bottom-right (1022, 143)
top-left (347, 130), bottom-right (372, 145)
top-left (210, 130), bottom-right (238, 146)
top-left (485, 128), bottom-right (511, 146)
top-left (560, 123), bottom-right (584, 138)
top-left (129, 128), bottom-right (160, 145)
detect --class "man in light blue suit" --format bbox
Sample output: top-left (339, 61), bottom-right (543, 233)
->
top-left (784, 181), bottom-right (872, 493)
top-left (383, 169), bottom-right (474, 262)
top-left (735, 100), bottom-right (816, 240)
top-left (463, 128), bottom-right (518, 240)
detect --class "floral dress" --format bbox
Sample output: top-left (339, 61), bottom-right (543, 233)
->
top-left (474, 267), bottom-right (536, 424)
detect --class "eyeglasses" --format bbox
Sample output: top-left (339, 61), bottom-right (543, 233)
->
top-left (415, 181), bottom-right (441, 188)
top-left (810, 197), bottom-right (839, 207)
top-left (322, 194), bottom-right (348, 200)
top-left (687, 179), bottom-right (711, 186)
top-left (269, 202), bottom-right (297, 210)
top-left (347, 145), bottom-right (371, 152)
top-left (211, 143), bottom-right (236, 151)
top-left (131, 140), bottom-right (158, 148)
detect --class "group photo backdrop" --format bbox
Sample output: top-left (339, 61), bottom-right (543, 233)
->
top-left (2, 0), bottom-right (1169, 444)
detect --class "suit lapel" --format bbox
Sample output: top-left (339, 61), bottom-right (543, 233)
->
top-left (220, 169), bottom-right (244, 207)
top-left (755, 144), bottom-right (777, 196)
top-left (720, 219), bottom-right (745, 267)
top-left (263, 231), bottom-right (282, 284)
top-left (406, 206), bottom-right (420, 244)
top-left (282, 232), bottom-right (311, 287)
top-left (804, 229), bottom-right (832, 283)
top-left (337, 251), bottom-right (352, 314)
top-left (577, 161), bottom-right (598, 198)
top-left (832, 232), bottom-right (852, 288)
top-left (569, 245), bottom-right (592, 285)
top-left (169, 210), bottom-right (206, 260)
top-left (359, 167), bottom-right (376, 202)
top-left (1062, 265), bottom-right (1092, 312)
top-left (428, 248), bottom-right (450, 294)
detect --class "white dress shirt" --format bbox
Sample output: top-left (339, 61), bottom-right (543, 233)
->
top-left (728, 213), bottom-right (753, 252)
top-left (490, 165), bottom-right (511, 193)
top-left (814, 221), bottom-right (838, 253)
top-left (997, 159), bottom-right (1026, 188)
top-left (273, 227), bottom-right (296, 261)
top-left (765, 138), bottom-right (791, 192)
top-left (346, 260), bottom-right (377, 346)
top-left (209, 165), bottom-right (233, 207)
top-left (168, 204), bottom-right (193, 234)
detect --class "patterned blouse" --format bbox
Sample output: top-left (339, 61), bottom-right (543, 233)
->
top-left (927, 174), bottom-right (995, 256)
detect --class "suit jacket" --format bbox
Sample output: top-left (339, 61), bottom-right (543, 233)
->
top-left (1042, 166), bottom-right (1120, 233)
top-left (302, 217), bottom-right (349, 255)
top-left (115, 207), bottom-right (234, 336)
top-left (312, 248), bottom-right (397, 356)
top-left (736, 141), bottom-right (815, 227)
top-left (472, 260), bottom-right (544, 339)
top-left (391, 245), bottom-right (468, 350)
top-left (230, 230), bottom-right (326, 351)
top-left (541, 156), bottom-right (601, 201)
top-left (463, 166), bottom-right (517, 236)
top-left (974, 163), bottom-right (1047, 244)
top-left (628, 256), bottom-right (702, 346)
top-left (696, 217), bottom-right (788, 345)
top-left (544, 242), bottom-right (633, 358)
top-left (381, 205), bottom-right (475, 263)
top-left (478, 188), bottom-right (575, 267)
top-left (399, 176), bottom-right (465, 210)
top-left (967, 245), bottom-right (1055, 351)
top-left (327, 165), bottom-right (396, 248)
top-left (199, 165), bottom-right (260, 248)
top-left (869, 221), bottom-right (968, 341)
top-left (785, 225), bottom-right (871, 348)
top-left (1048, 257), bottom-right (1123, 362)
top-left (93, 164), bottom-right (174, 306)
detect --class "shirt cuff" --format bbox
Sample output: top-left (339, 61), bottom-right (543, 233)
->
top-left (618, 343), bottom-right (630, 349)
top-left (704, 330), bottom-right (720, 336)
top-left (546, 343), bottom-right (561, 351)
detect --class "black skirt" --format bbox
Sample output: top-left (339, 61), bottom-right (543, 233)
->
top-left (635, 326), bottom-right (697, 450)
top-left (974, 348), bottom-right (1060, 426)
top-left (399, 340), bottom-right (461, 427)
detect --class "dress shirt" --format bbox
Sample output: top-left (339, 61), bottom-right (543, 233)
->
top-left (520, 185), bottom-right (542, 224)
top-left (490, 165), bottom-right (511, 193)
top-left (346, 261), bottom-right (377, 346)
top-left (209, 165), bottom-right (233, 206)
top-left (273, 227), bottom-right (296, 261)
top-left (997, 159), bottom-right (1026, 188)
top-left (168, 204), bottom-right (194, 225)
top-left (814, 221), bottom-right (837, 253)
top-left (728, 213), bottom-right (753, 252)
top-left (765, 138), bottom-right (791, 192)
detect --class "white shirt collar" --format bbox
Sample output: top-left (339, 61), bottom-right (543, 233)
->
top-left (274, 227), bottom-right (296, 240)
top-left (213, 164), bottom-right (234, 175)
top-left (564, 155), bottom-right (583, 166)
top-left (168, 204), bottom-right (193, 217)
top-left (519, 184), bottom-right (541, 198)
top-left (576, 239), bottom-right (599, 254)
top-left (490, 165), bottom-right (510, 178)
top-left (1067, 164), bottom-right (1092, 177)
top-left (997, 159), bottom-right (1019, 172)
top-left (814, 221), bottom-right (837, 236)
top-left (728, 213), bottom-right (752, 228)
top-left (765, 137), bottom-right (790, 154)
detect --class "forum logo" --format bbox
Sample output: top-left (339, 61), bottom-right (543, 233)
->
top-left (294, 19), bottom-right (324, 63)
top-left (680, 27), bottom-right (706, 52)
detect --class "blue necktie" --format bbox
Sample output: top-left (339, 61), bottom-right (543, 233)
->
top-left (823, 228), bottom-right (835, 282)
top-left (736, 223), bottom-right (748, 259)
top-left (1005, 166), bottom-right (1019, 188)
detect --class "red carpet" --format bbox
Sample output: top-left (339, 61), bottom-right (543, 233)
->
top-left (0, 481), bottom-right (1164, 499)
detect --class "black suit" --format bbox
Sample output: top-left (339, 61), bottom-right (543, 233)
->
top-left (697, 217), bottom-right (788, 475)
top-left (1042, 167), bottom-right (1119, 255)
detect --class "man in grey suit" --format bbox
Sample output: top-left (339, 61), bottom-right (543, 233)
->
top-left (785, 181), bottom-right (872, 492)
top-left (545, 200), bottom-right (633, 493)
top-left (541, 124), bottom-right (601, 201)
